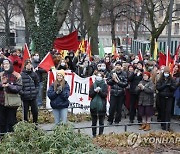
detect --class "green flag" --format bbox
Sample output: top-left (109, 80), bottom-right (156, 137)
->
top-left (99, 41), bottom-right (105, 58)
top-left (30, 40), bottom-right (35, 54)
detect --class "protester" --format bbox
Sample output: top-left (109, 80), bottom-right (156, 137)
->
top-left (56, 58), bottom-right (69, 70)
top-left (156, 66), bottom-right (177, 131)
top-left (47, 69), bottom-right (70, 124)
top-left (89, 72), bottom-right (108, 137)
top-left (0, 59), bottom-right (22, 135)
top-left (20, 59), bottom-right (39, 124)
top-left (8, 49), bottom-right (22, 73)
top-left (32, 53), bottom-right (46, 107)
top-left (136, 72), bottom-right (155, 131)
top-left (107, 61), bottom-right (128, 125)
top-left (128, 61), bottom-right (144, 123)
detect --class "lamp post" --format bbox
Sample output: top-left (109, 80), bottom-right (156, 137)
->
top-left (126, 33), bottom-right (129, 54)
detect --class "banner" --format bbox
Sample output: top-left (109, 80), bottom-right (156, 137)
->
top-left (46, 70), bottom-right (110, 114)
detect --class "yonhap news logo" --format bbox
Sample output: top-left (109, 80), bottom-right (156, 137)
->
top-left (127, 133), bottom-right (180, 148)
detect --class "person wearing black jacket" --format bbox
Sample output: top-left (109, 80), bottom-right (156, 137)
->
top-left (32, 53), bottom-right (46, 107)
top-left (156, 66), bottom-right (177, 131)
top-left (20, 59), bottom-right (39, 124)
top-left (107, 61), bottom-right (128, 125)
top-left (128, 61), bottom-right (144, 123)
top-left (89, 72), bottom-right (108, 137)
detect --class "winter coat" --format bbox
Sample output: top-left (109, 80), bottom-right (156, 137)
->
top-left (128, 70), bottom-right (143, 94)
top-left (107, 71), bottom-right (128, 96)
top-left (89, 81), bottom-right (108, 115)
top-left (0, 71), bottom-right (22, 106)
top-left (20, 69), bottom-right (39, 100)
top-left (136, 79), bottom-right (155, 106)
top-left (156, 76), bottom-right (177, 98)
top-left (48, 82), bottom-right (70, 109)
top-left (8, 55), bottom-right (22, 73)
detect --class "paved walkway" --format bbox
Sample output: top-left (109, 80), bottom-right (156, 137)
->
top-left (39, 116), bottom-right (180, 137)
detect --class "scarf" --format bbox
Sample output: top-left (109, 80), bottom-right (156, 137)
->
top-left (90, 80), bottom-right (105, 112)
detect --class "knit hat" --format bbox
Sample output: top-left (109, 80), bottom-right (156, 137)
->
top-left (164, 66), bottom-right (170, 73)
top-left (143, 71), bottom-right (151, 78)
top-left (56, 69), bottom-right (65, 77)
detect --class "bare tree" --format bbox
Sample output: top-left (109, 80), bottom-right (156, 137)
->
top-left (0, 0), bottom-right (21, 47)
top-left (64, 0), bottom-right (87, 38)
top-left (102, 0), bottom-right (126, 43)
top-left (80, 0), bottom-right (103, 55)
top-left (14, 0), bottom-right (30, 46)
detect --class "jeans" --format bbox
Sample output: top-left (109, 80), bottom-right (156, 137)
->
top-left (52, 108), bottom-right (68, 124)
top-left (36, 82), bottom-right (43, 106)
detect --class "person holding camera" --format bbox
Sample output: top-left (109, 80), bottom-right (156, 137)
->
top-left (89, 72), bottom-right (108, 137)
top-left (107, 61), bottom-right (128, 125)
top-left (47, 69), bottom-right (70, 124)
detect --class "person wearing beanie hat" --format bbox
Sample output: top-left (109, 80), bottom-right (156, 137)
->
top-left (156, 66), bottom-right (177, 131)
top-left (137, 71), bottom-right (154, 131)
top-left (0, 58), bottom-right (22, 134)
top-left (20, 58), bottom-right (39, 125)
top-left (48, 69), bottom-right (70, 124)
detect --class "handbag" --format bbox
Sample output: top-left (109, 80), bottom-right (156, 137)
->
top-left (4, 92), bottom-right (21, 107)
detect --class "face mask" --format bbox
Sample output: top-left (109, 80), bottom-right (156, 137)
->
top-left (148, 66), bottom-right (153, 71)
top-left (164, 73), bottom-right (169, 77)
top-left (61, 63), bottom-right (65, 66)
top-left (34, 56), bottom-right (39, 61)
top-left (96, 76), bottom-right (102, 81)
top-left (144, 60), bottom-right (148, 64)
top-left (101, 66), bottom-right (106, 71)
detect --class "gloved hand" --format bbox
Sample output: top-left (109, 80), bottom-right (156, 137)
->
top-left (56, 86), bottom-right (62, 94)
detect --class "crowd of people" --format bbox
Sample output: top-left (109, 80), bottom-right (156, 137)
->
top-left (0, 47), bottom-right (179, 138)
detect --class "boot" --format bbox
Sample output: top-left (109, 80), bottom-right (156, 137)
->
top-left (139, 123), bottom-right (146, 130)
top-left (144, 123), bottom-right (151, 131)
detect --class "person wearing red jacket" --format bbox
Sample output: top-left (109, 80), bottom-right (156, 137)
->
top-left (8, 49), bottom-right (22, 73)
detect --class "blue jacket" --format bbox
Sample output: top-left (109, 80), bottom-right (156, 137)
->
top-left (47, 82), bottom-right (70, 109)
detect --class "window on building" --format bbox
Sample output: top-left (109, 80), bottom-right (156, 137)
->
top-left (175, 4), bottom-right (180, 16)
top-left (174, 23), bottom-right (179, 34)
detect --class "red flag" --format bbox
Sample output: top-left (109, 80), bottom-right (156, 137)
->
top-left (48, 71), bottom-right (55, 86)
top-left (138, 50), bottom-right (143, 61)
top-left (174, 44), bottom-right (180, 65)
top-left (158, 52), bottom-right (166, 67)
top-left (21, 43), bottom-right (31, 71)
top-left (166, 49), bottom-right (173, 66)
top-left (53, 31), bottom-right (79, 51)
top-left (38, 52), bottom-right (55, 72)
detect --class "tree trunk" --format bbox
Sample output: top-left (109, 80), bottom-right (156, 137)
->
top-left (150, 35), bottom-right (155, 56)
top-left (89, 27), bottom-right (99, 55)
top-left (80, 0), bottom-right (103, 55)
top-left (134, 24), bottom-right (138, 39)
top-left (4, 3), bottom-right (10, 47)
top-left (110, 18), bottom-right (115, 43)
top-left (24, 20), bottom-right (30, 46)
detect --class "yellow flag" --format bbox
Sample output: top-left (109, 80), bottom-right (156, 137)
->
top-left (154, 40), bottom-right (158, 60)
top-left (79, 39), bottom-right (85, 53)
